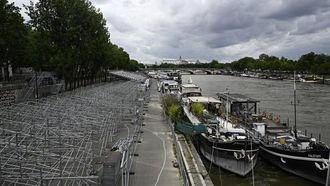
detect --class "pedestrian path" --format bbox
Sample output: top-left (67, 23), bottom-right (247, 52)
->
top-left (129, 81), bottom-right (182, 186)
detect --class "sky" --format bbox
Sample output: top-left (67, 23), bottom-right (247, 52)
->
top-left (10, 0), bottom-right (330, 64)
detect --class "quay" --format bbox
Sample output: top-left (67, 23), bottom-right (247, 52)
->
top-left (129, 79), bottom-right (181, 186)
top-left (0, 71), bottom-right (214, 186)
top-left (130, 78), bottom-right (213, 186)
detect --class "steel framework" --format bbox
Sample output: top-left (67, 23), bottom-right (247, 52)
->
top-left (0, 80), bottom-right (145, 186)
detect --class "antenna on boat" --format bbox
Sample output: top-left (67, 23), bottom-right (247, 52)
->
top-left (250, 137), bottom-right (255, 186)
top-left (188, 77), bottom-right (193, 84)
top-left (326, 151), bottom-right (330, 186)
top-left (293, 71), bottom-right (298, 139)
top-left (226, 88), bottom-right (229, 124)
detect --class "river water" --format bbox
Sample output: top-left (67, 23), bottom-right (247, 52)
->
top-left (182, 75), bottom-right (330, 186)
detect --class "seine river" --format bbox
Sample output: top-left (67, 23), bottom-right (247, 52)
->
top-left (182, 75), bottom-right (330, 186)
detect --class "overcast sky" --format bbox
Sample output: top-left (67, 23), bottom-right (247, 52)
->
top-left (10, 0), bottom-right (330, 63)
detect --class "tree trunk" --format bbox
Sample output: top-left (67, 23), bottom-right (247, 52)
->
top-left (4, 61), bottom-right (9, 81)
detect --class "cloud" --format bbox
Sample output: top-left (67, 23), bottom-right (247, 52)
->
top-left (9, 0), bottom-right (330, 63)
top-left (292, 12), bottom-right (330, 35)
top-left (263, 0), bottom-right (330, 20)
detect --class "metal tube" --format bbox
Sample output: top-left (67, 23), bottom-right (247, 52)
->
top-left (293, 71), bottom-right (297, 138)
top-left (326, 152), bottom-right (330, 186)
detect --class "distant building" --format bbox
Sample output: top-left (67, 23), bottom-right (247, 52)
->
top-left (162, 59), bottom-right (182, 65)
top-left (161, 57), bottom-right (201, 65)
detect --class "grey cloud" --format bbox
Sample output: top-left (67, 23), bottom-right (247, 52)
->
top-left (206, 2), bottom-right (255, 33)
top-left (8, 0), bottom-right (330, 63)
top-left (108, 16), bottom-right (135, 33)
top-left (264, 0), bottom-right (330, 20)
top-left (292, 12), bottom-right (330, 35)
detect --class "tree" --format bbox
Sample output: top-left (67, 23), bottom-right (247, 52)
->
top-left (26, 0), bottom-right (112, 89)
top-left (0, 0), bottom-right (26, 81)
top-left (230, 57), bottom-right (255, 71)
top-left (259, 53), bottom-right (269, 61)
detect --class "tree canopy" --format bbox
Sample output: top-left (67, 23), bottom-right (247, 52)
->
top-left (25, 0), bottom-right (120, 89)
top-left (0, 0), bottom-right (26, 80)
top-left (0, 0), bottom-right (143, 88)
top-left (229, 53), bottom-right (330, 74)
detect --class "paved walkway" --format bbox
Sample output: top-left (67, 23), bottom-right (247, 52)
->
top-left (129, 81), bottom-right (182, 186)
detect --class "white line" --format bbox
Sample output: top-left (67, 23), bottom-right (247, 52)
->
top-left (155, 136), bottom-right (167, 186)
top-left (213, 146), bottom-right (259, 152)
top-left (260, 146), bottom-right (329, 162)
top-left (125, 124), bottom-right (130, 138)
top-left (144, 128), bottom-right (167, 186)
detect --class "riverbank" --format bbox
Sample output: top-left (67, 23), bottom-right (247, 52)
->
top-left (129, 79), bottom-right (182, 186)
top-left (130, 79), bottom-right (213, 186)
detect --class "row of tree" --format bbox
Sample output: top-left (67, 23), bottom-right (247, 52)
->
top-left (154, 52), bottom-right (330, 75)
top-left (230, 52), bottom-right (330, 74)
top-left (1, 0), bottom-right (143, 89)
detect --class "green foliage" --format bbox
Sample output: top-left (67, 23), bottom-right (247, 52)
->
top-left (192, 102), bottom-right (204, 118)
top-left (163, 95), bottom-right (182, 123)
top-left (26, 0), bottom-right (111, 88)
top-left (168, 105), bottom-right (181, 123)
top-left (0, 0), bottom-right (27, 80)
top-left (297, 52), bottom-right (330, 74)
top-left (21, 0), bottom-right (141, 89)
top-left (163, 95), bottom-right (179, 112)
top-left (229, 52), bottom-right (330, 74)
top-left (208, 60), bottom-right (225, 69)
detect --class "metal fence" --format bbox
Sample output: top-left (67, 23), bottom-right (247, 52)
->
top-left (161, 94), bottom-right (190, 186)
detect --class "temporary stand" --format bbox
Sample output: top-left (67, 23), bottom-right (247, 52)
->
top-left (0, 79), bottom-right (146, 186)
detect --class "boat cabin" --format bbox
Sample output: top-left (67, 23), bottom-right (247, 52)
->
top-left (180, 83), bottom-right (202, 97)
top-left (159, 80), bottom-right (179, 94)
top-left (167, 71), bottom-right (182, 83)
top-left (186, 96), bottom-right (221, 114)
top-left (216, 93), bottom-right (259, 117)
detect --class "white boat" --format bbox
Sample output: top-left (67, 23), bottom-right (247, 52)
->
top-left (178, 77), bottom-right (202, 100)
top-left (158, 80), bottom-right (179, 94)
top-left (240, 73), bottom-right (249, 77)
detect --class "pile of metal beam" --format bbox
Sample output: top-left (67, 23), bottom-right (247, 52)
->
top-left (0, 80), bottom-right (146, 186)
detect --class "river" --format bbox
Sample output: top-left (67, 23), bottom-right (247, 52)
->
top-left (182, 75), bottom-right (330, 186)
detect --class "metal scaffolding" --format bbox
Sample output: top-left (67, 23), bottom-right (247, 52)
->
top-left (0, 80), bottom-right (146, 186)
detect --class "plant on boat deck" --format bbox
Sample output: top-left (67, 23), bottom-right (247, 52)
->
top-left (217, 105), bottom-right (226, 117)
top-left (192, 102), bottom-right (204, 118)
top-left (162, 95), bottom-right (178, 113)
top-left (168, 105), bottom-right (182, 123)
top-left (162, 95), bottom-right (183, 123)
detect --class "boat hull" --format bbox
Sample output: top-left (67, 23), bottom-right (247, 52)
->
top-left (260, 142), bottom-right (329, 185)
top-left (195, 134), bottom-right (259, 176)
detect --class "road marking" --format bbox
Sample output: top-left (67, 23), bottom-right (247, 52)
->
top-left (144, 128), bottom-right (167, 186)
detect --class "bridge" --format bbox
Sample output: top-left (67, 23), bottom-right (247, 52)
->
top-left (144, 68), bottom-right (229, 75)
